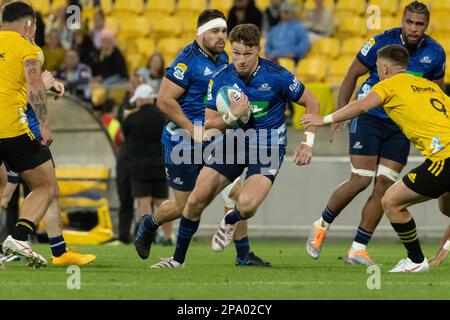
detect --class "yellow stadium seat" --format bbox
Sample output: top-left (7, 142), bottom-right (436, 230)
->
top-left (126, 53), bottom-right (147, 74)
top-left (52, 0), bottom-right (67, 11)
top-left (429, 12), bottom-right (450, 34)
top-left (255, 0), bottom-right (270, 10)
top-left (134, 38), bottom-right (157, 57)
top-left (180, 13), bottom-right (201, 34)
top-left (176, 0), bottom-right (206, 14)
top-left (304, 0), bottom-right (334, 11)
top-left (368, 0), bottom-right (398, 16)
top-left (104, 16), bottom-right (121, 34)
top-left (119, 16), bottom-right (152, 36)
top-left (157, 37), bottom-right (187, 58)
top-left (100, 0), bottom-right (113, 15)
top-left (151, 16), bottom-right (182, 38)
top-left (277, 58), bottom-right (296, 73)
top-left (296, 56), bottom-right (328, 83)
top-left (366, 15), bottom-right (400, 38)
top-left (335, 0), bottom-right (366, 16)
top-left (31, 0), bottom-right (51, 16)
top-left (327, 56), bottom-right (354, 87)
top-left (338, 16), bottom-right (367, 38)
top-left (144, 0), bottom-right (175, 16)
top-left (113, 0), bottom-right (144, 15)
top-left (430, 0), bottom-right (450, 12)
top-left (310, 37), bottom-right (340, 59)
top-left (209, 0), bottom-right (233, 14)
top-left (341, 37), bottom-right (365, 57)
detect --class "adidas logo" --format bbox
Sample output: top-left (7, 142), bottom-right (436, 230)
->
top-left (407, 173), bottom-right (416, 183)
top-left (203, 67), bottom-right (213, 76)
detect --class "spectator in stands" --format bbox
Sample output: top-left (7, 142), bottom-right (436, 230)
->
top-left (91, 9), bottom-right (105, 50)
top-left (265, 2), bottom-right (310, 62)
top-left (122, 84), bottom-right (172, 245)
top-left (262, 0), bottom-right (283, 35)
top-left (116, 73), bottom-right (144, 244)
top-left (302, 0), bottom-right (334, 42)
top-left (72, 29), bottom-right (96, 66)
top-left (55, 49), bottom-right (92, 102)
top-left (100, 99), bottom-right (122, 152)
top-left (47, 5), bottom-right (73, 49)
top-left (228, 0), bottom-right (263, 32)
top-left (42, 29), bottom-right (66, 72)
top-left (137, 52), bottom-right (165, 95)
top-left (91, 29), bottom-right (128, 87)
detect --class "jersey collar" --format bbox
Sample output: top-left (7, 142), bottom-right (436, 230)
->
top-left (193, 40), bottom-right (221, 64)
top-left (233, 58), bottom-right (262, 84)
top-left (399, 32), bottom-right (425, 52)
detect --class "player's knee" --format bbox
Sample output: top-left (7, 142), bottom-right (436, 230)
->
top-left (438, 193), bottom-right (450, 217)
top-left (186, 192), bottom-right (209, 214)
top-left (372, 175), bottom-right (395, 198)
top-left (381, 193), bottom-right (394, 216)
top-left (349, 174), bottom-right (373, 192)
top-left (237, 196), bottom-right (258, 218)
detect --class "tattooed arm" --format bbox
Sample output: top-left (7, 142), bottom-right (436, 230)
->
top-left (24, 58), bottom-right (53, 146)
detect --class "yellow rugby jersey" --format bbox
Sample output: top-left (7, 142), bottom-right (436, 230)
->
top-left (0, 31), bottom-right (44, 138)
top-left (372, 73), bottom-right (450, 161)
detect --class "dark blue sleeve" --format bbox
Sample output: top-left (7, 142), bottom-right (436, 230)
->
top-left (431, 46), bottom-right (446, 80)
top-left (356, 34), bottom-right (382, 69)
top-left (280, 69), bottom-right (305, 102)
top-left (164, 55), bottom-right (193, 90)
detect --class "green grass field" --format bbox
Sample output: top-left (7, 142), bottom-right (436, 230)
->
top-left (1, 241), bottom-right (449, 300)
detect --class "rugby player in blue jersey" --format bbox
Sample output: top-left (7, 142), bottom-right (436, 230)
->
top-left (150, 23), bottom-right (320, 268)
top-left (134, 10), bottom-right (271, 267)
top-left (306, 1), bottom-right (446, 265)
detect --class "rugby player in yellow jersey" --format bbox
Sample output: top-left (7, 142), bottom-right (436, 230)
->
top-left (301, 44), bottom-right (450, 272)
top-left (0, 1), bottom-right (91, 268)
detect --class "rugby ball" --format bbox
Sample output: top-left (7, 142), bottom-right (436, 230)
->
top-left (215, 86), bottom-right (251, 125)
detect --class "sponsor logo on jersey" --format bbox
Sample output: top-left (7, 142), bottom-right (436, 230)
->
top-left (0, 52), bottom-right (6, 60)
top-left (361, 38), bottom-right (376, 56)
top-left (174, 63), bottom-right (188, 80)
top-left (420, 56), bottom-right (432, 64)
top-left (410, 85), bottom-right (436, 93)
top-left (258, 83), bottom-right (271, 91)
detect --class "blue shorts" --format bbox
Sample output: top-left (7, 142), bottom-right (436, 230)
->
top-left (348, 113), bottom-right (410, 165)
top-left (204, 143), bottom-right (286, 184)
top-left (162, 143), bottom-right (203, 192)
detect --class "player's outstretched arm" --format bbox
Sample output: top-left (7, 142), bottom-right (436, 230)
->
top-left (157, 77), bottom-right (201, 141)
top-left (301, 91), bottom-right (382, 129)
top-left (293, 88), bottom-right (319, 166)
top-left (329, 59), bottom-right (370, 142)
top-left (24, 58), bottom-right (52, 146)
top-left (429, 224), bottom-right (450, 266)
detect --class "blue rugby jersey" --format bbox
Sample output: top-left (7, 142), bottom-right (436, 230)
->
top-left (161, 41), bottom-right (229, 149)
top-left (207, 58), bottom-right (305, 147)
top-left (356, 28), bottom-right (446, 118)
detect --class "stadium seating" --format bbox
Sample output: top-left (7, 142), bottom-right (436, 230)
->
top-left (112, 0), bottom-right (145, 17)
top-left (296, 56), bottom-right (328, 83)
top-left (310, 37), bottom-right (341, 60)
top-left (337, 16), bottom-right (367, 38)
top-left (209, 0), bottom-right (233, 14)
top-left (429, 0), bottom-right (450, 12)
top-left (255, 0), bottom-right (270, 10)
top-left (150, 15), bottom-right (183, 39)
top-left (51, 0), bottom-right (67, 12)
top-left (176, 0), bottom-right (207, 16)
top-left (326, 56), bottom-right (355, 87)
top-left (341, 37), bottom-right (365, 57)
top-left (277, 58), bottom-right (296, 73)
top-left (143, 0), bottom-right (175, 16)
top-left (303, 0), bottom-right (335, 11)
top-left (335, 0), bottom-right (367, 16)
top-left (32, 0), bottom-right (51, 16)
top-left (368, 0), bottom-right (398, 16)
top-left (99, 0), bottom-right (114, 16)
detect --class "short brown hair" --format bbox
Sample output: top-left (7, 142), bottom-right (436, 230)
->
top-left (377, 45), bottom-right (410, 69)
top-left (229, 23), bottom-right (260, 47)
